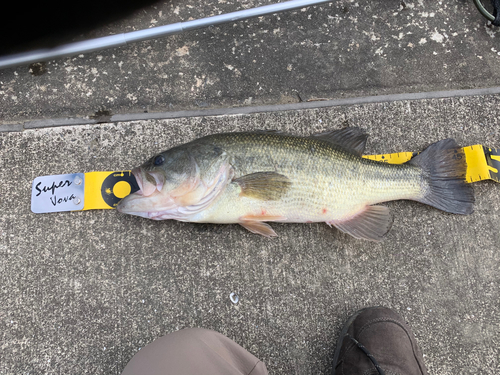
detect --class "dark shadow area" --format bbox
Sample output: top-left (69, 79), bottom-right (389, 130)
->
top-left (0, 0), bottom-right (164, 55)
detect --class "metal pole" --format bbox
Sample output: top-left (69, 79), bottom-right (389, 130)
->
top-left (0, 0), bottom-right (333, 69)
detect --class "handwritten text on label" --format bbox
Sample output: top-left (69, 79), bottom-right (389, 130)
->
top-left (35, 180), bottom-right (72, 196)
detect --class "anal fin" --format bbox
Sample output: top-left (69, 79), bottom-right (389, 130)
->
top-left (327, 205), bottom-right (393, 241)
top-left (239, 221), bottom-right (278, 237)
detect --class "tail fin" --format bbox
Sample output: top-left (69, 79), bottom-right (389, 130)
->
top-left (409, 139), bottom-right (474, 214)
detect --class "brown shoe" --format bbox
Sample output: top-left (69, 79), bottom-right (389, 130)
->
top-left (332, 307), bottom-right (428, 375)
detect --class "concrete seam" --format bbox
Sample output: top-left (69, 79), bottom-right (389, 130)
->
top-left (2, 86), bottom-right (500, 132)
top-left (0, 123), bottom-right (24, 132)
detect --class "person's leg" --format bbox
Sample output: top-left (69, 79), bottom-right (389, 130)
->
top-left (121, 327), bottom-right (268, 375)
top-left (333, 306), bottom-right (428, 375)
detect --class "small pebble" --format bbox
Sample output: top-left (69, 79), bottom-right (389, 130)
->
top-left (229, 292), bottom-right (239, 304)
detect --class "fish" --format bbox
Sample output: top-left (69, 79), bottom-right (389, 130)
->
top-left (116, 128), bottom-right (474, 241)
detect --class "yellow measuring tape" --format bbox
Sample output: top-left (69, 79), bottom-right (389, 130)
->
top-left (84, 171), bottom-right (137, 210)
top-left (363, 144), bottom-right (500, 183)
top-left (83, 145), bottom-right (500, 210)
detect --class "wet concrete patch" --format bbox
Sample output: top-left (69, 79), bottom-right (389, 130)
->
top-left (91, 109), bottom-right (113, 123)
top-left (28, 62), bottom-right (47, 76)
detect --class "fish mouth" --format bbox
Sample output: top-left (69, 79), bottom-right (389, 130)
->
top-left (116, 168), bottom-right (169, 215)
top-left (116, 189), bottom-right (176, 217)
top-left (131, 168), bottom-right (145, 196)
top-left (131, 167), bottom-right (164, 197)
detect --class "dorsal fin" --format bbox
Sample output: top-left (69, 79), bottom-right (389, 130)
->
top-left (310, 127), bottom-right (368, 156)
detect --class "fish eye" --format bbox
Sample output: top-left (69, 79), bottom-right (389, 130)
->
top-left (154, 155), bottom-right (165, 166)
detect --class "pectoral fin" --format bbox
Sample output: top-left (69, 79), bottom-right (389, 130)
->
top-left (239, 221), bottom-right (278, 237)
top-left (327, 205), bottom-right (393, 241)
top-left (233, 172), bottom-right (291, 201)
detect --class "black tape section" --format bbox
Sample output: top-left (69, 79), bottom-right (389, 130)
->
top-left (484, 146), bottom-right (500, 181)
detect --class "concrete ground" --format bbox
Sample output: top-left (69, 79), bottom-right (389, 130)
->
top-left (2, 96), bottom-right (500, 374)
top-left (1, 0), bottom-right (500, 374)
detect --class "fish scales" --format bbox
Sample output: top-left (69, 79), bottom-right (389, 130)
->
top-left (194, 132), bottom-right (424, 223)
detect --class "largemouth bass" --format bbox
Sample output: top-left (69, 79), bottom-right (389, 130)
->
top-left (117, 128), bottom-right (474, 241)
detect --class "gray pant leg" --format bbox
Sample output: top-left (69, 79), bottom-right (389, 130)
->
top-left (121, 328), bottom-right (268, 375)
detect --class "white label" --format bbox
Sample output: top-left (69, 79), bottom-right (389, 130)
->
top-left (31, 174), bottom-right (85, 213)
